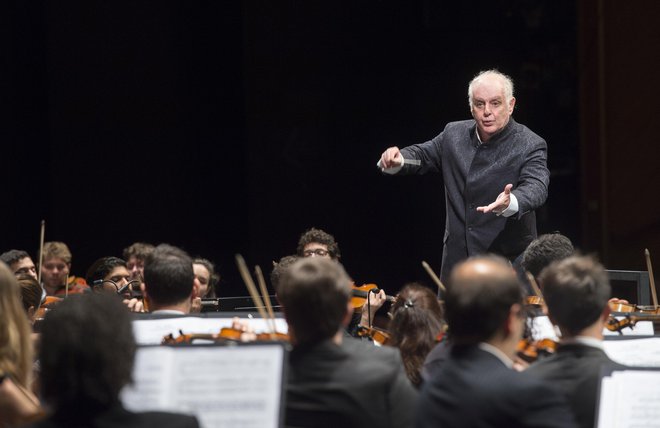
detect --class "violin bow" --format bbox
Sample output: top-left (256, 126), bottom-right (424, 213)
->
top-left (255, 265), bottom-right (277, 335)
top-left (37, 220), bottom-right (45, 285)
top-left (421, 261), bottom-right (446, 294)
top-left (645, 249), bottom-right (658, 308)
top-left (525, 271), bottom-right (544, 300)
top-left (235, 254), bottom-right (271, 331)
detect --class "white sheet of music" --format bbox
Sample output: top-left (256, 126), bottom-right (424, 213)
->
top-left (603, 337), bottom-right (660, 367)
top-left (132, 316), bottom-right (289, 345)
top-left (597, 370), bottom-right (660, 428)
top-left (529, 316), bottom-right (560, 341)
top-left (121, 344), bottom-right (286, 428)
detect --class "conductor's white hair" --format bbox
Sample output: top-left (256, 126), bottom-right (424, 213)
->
top-left (468, 70), bottom-right (514, 108)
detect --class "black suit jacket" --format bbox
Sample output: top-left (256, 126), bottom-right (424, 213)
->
top-left (416, 345), bottom-right (576, 428)
top-left (525, 343), bottom-right (623, 428)
top-left (28, 405), bottom-right (199, 428)
top-left (285, 337), bottom-right (418, 428)
top-left (399, 118), bottom-right (549, 282)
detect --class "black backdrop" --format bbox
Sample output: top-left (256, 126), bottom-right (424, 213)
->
top-left (3, 1), bottom-right (578, 297)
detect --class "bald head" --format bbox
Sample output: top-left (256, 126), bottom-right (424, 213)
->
top-left (446, 256), bottom-right (523, 345)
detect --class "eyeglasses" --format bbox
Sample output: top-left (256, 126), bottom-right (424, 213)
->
top-left (303, 248), bottom-right (330, 257)
top-left (93, 278), bottom-right (141, 295)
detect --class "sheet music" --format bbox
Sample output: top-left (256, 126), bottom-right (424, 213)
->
top-left (122, 345), bottom-right (286, 428)
top-left (603, 337), bottom-right (660, 367)
top-left (529, 316), bottom-right (560, 341)
top-left (132, 317), bottom-right (289, 345)
top-left (598, 370), bottom-right (660, 428)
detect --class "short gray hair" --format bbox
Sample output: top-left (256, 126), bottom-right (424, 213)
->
top-left (468, 69), bottom-right (514, 108)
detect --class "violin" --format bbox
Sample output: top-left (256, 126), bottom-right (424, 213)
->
top-left (604, 314), bottom-right (660, 334)
top-left (355, 325), bottom-right (391, 346)
top-left (516, 338), bottom-right (557, 363)
top-left (525, 296), bottom-right (544, 307)
top-left (34, 296), bottom-right (62, 321)
top-left (162, 327), bottom-right (290, 345)
top-left (608, 301), bottom-right (660, 314)
top-left (351, 284), bottom-right (396, 309)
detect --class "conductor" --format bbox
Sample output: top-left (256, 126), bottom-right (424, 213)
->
top-left (378, 70), bottom-right (549, 283)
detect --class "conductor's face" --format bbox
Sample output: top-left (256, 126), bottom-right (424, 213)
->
top-left (470, 76), bottom-right (515, 142)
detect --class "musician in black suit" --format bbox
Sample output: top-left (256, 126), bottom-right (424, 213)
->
top-left (277, 257), bottom-right (418, 428)
top-left (525, 255), bottom-right (622, 428)
top-left (29, 292), bottom-right (199, 428)
top-left (379, 70), bottom-right (549, 284)
top-left (416, 255), bottom-right (575, 428)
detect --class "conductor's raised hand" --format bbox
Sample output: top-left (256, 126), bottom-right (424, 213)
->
top-left (477, 184), bottom-right (513, 214)
top-left (379, 146), bottom-right (403, 169)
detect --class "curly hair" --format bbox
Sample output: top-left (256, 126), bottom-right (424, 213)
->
top-left (388, 283), bottom-right (444, 387)
top-left (296, 228), bottom-right (341, 260)
top-left (0, 249), bottom-right (31, 266)
top-left (122, 242), bottom-right (155, 262)
top-left (39, 292), bottom-right (136, 412)
top-left (522, 233), bottom-right (574, 278)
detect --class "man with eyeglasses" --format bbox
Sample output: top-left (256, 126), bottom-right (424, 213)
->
top-left (86, 256), bottom-right (145, 312)
top-left (296, 227), bottom-right (388, 336)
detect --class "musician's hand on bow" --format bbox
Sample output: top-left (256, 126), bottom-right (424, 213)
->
top-left (477, 184), bottom-right (513, 214)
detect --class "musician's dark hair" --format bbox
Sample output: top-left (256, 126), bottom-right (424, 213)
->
top-left (278, 258), bottom-right (351, 346)
top-left (388, 283), bottom-right (444, 387)
top-left (85, 256), bottom-right (127, 287)
top-left (522, 233), bottom-right (574, 279)
top-left (0, 249), bottom-right (31, 267)
top-left (144, 244), bottom-right (194, 306)
top-left (270, 255), bottom-right (300, 293)
top-left (446, 255), bottom-right (523, 344)
top-left (296, 228), bottom-right (341, 260)
top-left (39, 292), bottom-right (136, 414)
top-left (16, 274), bottom-right (42, 314)
top-left (539, 254), bottom-right (610, 336)
top-left (192, 258), bottom-right (218, 298)
top-left (122, 242), bottom-right (155, 262)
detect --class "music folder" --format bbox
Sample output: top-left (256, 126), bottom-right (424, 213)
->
top-left (596, 365), bottom-right (660, 428)
top-left (121, 342), bottom-right (288, 428)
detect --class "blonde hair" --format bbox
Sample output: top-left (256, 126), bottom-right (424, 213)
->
top-left (42, 241), bottom-right (72, 265)
top-left (0, 262), bottom-right (34, 387)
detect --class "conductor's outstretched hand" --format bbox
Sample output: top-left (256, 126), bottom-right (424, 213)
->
top-left (378, 146), bottom-right (403, 169)
top-left (477, 184), bottom-right (513, 214)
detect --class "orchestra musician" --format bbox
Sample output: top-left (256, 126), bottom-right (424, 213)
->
top-left (40, 242), bottom-right (89, 296)
top-left (296, 227), bottom-right (388, 334)
top-left (416, 255), bottom-right (575, 428)
top-left (387, 282), bottom-right (445, 387)
top-left (32, 292), bottom-right (199, 428)
top-left (122, 242), bottom-right (155, 286)
top-left (140, 244), bottom-right (200, 315)
top-left (524, 255), bottom-right (625, 428)
top-left (277, 257), bottom-right (418, 428)
top-left (378, 70), bottom-right (549, 285)
top-left (0, 262), bottom-right (42, 426)
top-left (1, 249), bottom-right (39, 281)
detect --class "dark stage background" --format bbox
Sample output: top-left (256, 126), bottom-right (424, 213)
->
top-left (3, 1), bottom-right (658, 297)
